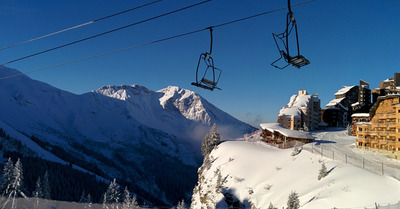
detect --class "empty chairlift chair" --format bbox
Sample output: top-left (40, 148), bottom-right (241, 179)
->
top-left (271, 0), bottom-right (310, 69)
top-left (191, 27), bottom-right (222, 91)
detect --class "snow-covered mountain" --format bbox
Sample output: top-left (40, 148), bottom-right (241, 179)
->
top-left (97, 84), bottom-right (255, 143)
top-left (0, 65), bottom-right (255, 205)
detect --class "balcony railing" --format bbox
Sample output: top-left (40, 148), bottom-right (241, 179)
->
top-left (373, 123), bottom-right (396, 127)
top-left (375, 113), bottom-right (396, 118)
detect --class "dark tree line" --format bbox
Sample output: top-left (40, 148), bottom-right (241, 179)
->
top-left (2, 151), bottom-right (108, 203)
top-left (0, 126), bottom-right (199, 206)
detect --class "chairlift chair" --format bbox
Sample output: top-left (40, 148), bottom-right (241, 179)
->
top-left (191, 27), bottom-right (222, 91)
top-left (271, 0), bottom-right (310, 70)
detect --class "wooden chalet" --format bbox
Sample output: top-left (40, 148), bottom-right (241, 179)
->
top-left (260, 123), bottom-right (314, 149)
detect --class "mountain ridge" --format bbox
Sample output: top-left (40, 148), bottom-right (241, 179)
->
top-left (0, 65), bottom-right (255, 205)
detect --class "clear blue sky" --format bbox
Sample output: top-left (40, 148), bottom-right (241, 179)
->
top-left (1, 0), bottom-right (399, 127)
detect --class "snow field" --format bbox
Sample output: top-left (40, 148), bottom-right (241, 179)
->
top-left (194, 140), bottom-right (400, 209)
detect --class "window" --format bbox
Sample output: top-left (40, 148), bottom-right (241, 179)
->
top-left (358, 127), bottom-right (362, 132)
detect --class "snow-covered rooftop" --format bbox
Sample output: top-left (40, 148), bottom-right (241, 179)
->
top-left (278, 94), bottom-right (312, 118)
top-left (334, 86), bottom-right (355, 96)
top-left (351, 113), bottom-right (370, 117)
top-left (260, 123), bottom-right (314, 140)
top-left (326, 97), bottom-right (345, 107)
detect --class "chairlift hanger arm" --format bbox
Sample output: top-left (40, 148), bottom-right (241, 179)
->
top-left (207, 27), bottom-right (213, 55)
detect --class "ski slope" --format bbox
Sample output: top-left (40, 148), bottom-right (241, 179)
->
top-left (191, 129), bottom-right (400, 209)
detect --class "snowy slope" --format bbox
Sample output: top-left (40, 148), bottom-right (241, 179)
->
top-left (0, 65), bottom-right (254, 205)
top-left (191, 131), bottom-right (400, 209)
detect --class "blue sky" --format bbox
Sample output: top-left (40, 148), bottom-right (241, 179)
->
top-left (1, 0), bottom-right (399, 127)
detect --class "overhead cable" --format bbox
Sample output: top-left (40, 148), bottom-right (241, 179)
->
top-left (1, 0), bottom-right (212, 66)
top-left (0, 0), bottom-right (315, 80)
top-left (0, 0), bottom-right (163, 52)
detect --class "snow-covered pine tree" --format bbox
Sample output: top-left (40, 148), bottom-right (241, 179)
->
top-left (215, 168), bottom-right (222, 192)
top-left (131, 195), bottom-right (139, 209)
top-left (86, 194), bottom-right (92, 208)
top-left (10, 158), bottom-right (26, 209)
top-left (1, 158), bottom-right (14, 197)
top-left (102, 192), bottom-right (108, 209)
top-left (287, 191), bottom-right (300, 209)
top-left (42, 170), bottom-right (51, 199)
top-left (33, 177), bottom-right (42, 198)
top-left (122, 186), bottom-right (131, 209)
top-left (80, 190), bottom-right (87, 203)
top-left (105, 178), bottom-right (120, 209)
top-left (267, 202), bottom-right (275, 209)
top-left (201, 134), bottom-right (211, 157)
top-left (201, 123), bottom-right (221, 157)
top-left (176, 199), bottom-right (186, 209)
top-left (318, 162), bottom-right (328, 180)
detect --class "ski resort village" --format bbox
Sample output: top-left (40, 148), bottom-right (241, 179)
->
top-left (1, 0), bottom-right (400, 209)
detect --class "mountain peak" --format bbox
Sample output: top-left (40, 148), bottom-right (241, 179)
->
top-left (96, 84), bottom-right (153, 101)
top-left (158, 85), bottom-right (197, 98)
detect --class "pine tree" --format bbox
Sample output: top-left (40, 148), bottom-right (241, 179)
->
top-left (287, 191), bottom-right (300, 209)
top-left (318, 162), bottom-right (328, 180)
top-left (131, 195), bottom-right (139, 209)
top-left (33, 177), bottom-right (42, 209)
top-left (34, 177), bottom-right (42, 198)
top-left (102, 192), bottom-right (108, 209)
top-left (105, 178), bottom-right (120, 209)
top-left (80, 190), bottom-right (87, 203)
top-left (201, 123), bottom-right (221, 156)
top-left (1, 158), bottom-right (14, 197)
top-left (176, 199), bottom-right (186, 209)
top-left (10, 158), bottom-right (26, 209)
top-left (42, 170), bottom-right (51, 199)
top-left (122, 186), bottom-right (131, 209)
top-left (267, 202), bottom-right (274, 209)
top-left (86, 194), bottom-right (92, 208)
top-left (215, 168), bottom-right (222, 192)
